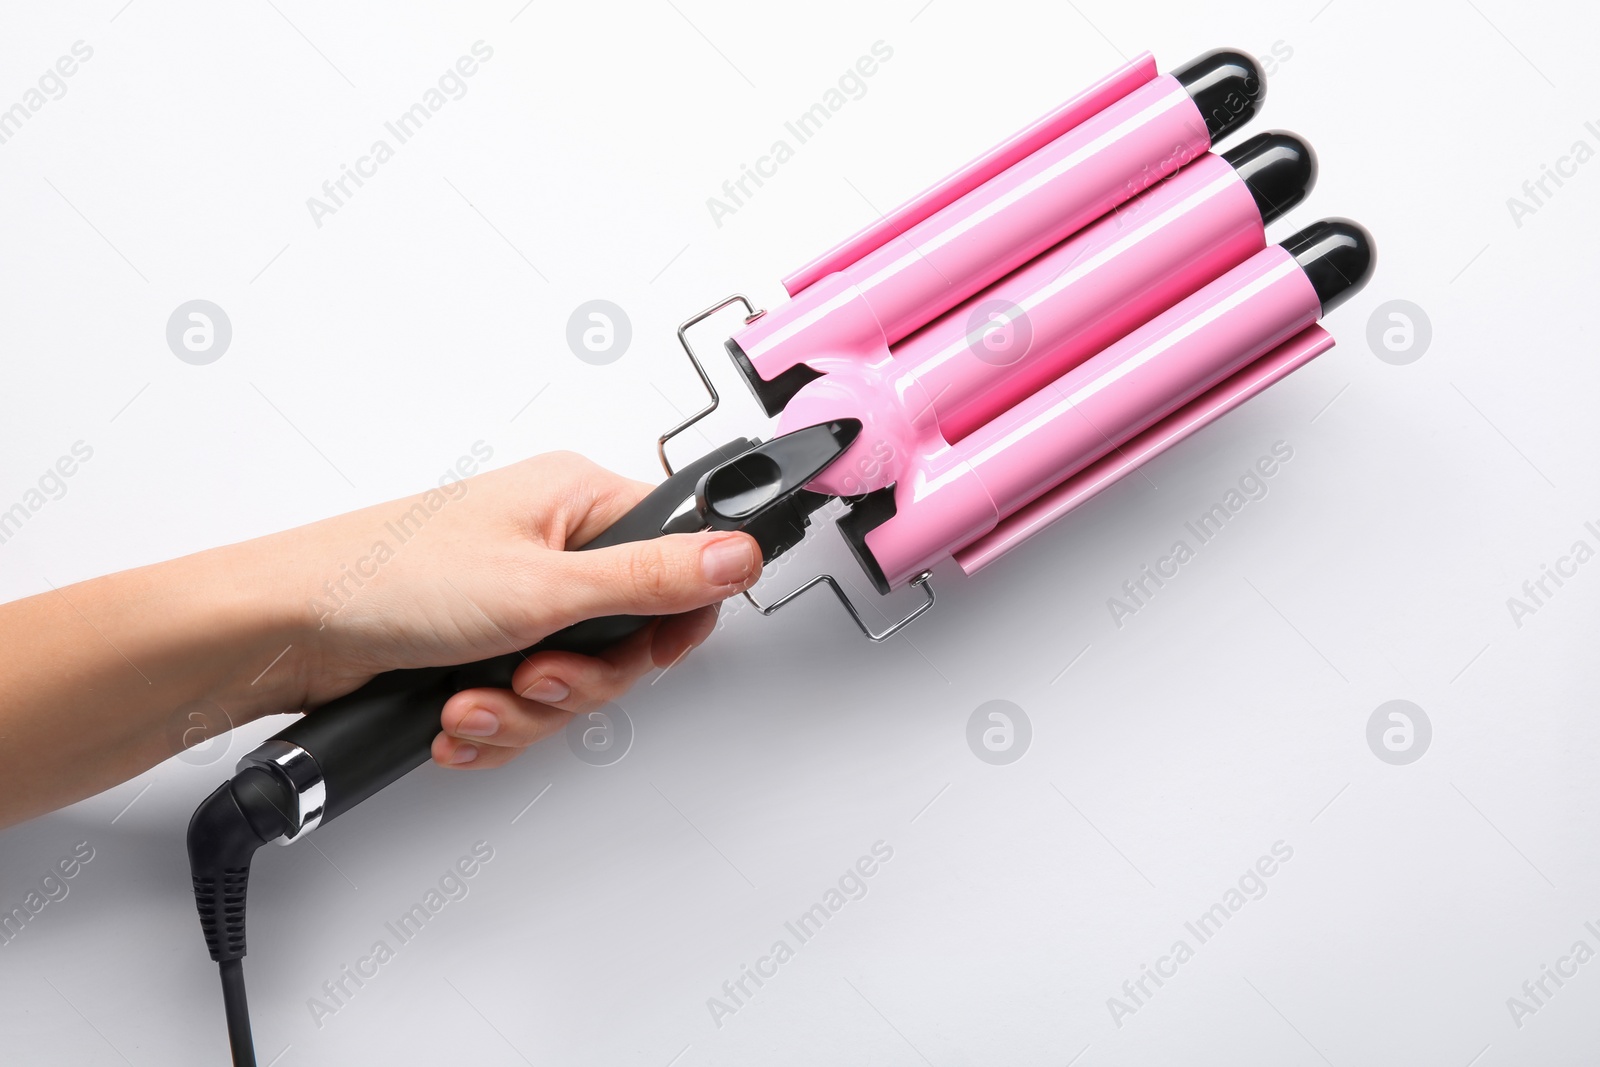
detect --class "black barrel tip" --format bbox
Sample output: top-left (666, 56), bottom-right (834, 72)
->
top-left (1174, 48), bottom-right (1265, 142)
top-left (1221, 130), bottom-right (1317, 225)
top-left (1281, 218), bottom-right (1376, 315)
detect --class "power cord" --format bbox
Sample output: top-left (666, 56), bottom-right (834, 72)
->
top-left (218, 959), bottom-right (254, 1065)
top-left (187, 766), bottom-right (295, 1067)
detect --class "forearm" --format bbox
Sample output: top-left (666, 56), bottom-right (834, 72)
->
top-left (0, 452), bottom-right (758, 827)
top-left (0, 541), bottom-right (309, 827)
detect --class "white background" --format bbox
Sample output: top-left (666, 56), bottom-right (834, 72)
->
top-left (2, 0), bottom-right (1598, 1064)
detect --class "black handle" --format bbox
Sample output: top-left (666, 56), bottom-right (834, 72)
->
top-left (273, 440), bottom-right (754, 823)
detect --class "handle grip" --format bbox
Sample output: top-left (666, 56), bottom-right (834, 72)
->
top-left (270, 440), bottom-right (754, 825)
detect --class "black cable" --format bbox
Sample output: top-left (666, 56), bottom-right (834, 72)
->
top-left (218, 958), bottom-right (256, 1067)
top-left (189, 769), bottom-right (295, 1067)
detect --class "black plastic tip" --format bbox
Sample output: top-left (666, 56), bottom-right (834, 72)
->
top-left (1222, 131), bottom-right (1316, 225)
top-left (837, 485), bottom-right (898, 595)
top-left (725, 337), bottom-right (821, 417)
top-left (1281, 218), bottom-right (1376, 315)
top-left (699, 419), bottom-right (861, 528)
top-left (1173, 48), bottom-right (1265, 142)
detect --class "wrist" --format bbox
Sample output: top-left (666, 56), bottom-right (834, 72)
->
top-left (181, 538), bottom-right (318, 725)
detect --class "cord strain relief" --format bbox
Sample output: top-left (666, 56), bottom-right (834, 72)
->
top-left (193, 867), bottom-right (251, 962)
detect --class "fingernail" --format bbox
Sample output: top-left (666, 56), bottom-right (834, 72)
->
top-left (456, 708), bottom-right (499, 737)
top-left (522, 677), bottom-right (570, 703)
top-left (701, 536), bottom-right (755, 586)
top-left (449, 744), bottom-right (479, 765)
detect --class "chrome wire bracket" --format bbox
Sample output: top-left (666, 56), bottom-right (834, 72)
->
top-left (657, 294), bottom-right (766, 475)
top-left (742, 570), bottom-right (935, 643)
top-left (658, 292), bottom-right (932, 641)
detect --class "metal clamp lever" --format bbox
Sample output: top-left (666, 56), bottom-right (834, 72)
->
top-left (743, 570), bottom-right (935, 643)
top-left (657, 294), bottom-right (765, 475)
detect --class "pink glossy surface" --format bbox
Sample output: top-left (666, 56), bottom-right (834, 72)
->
top-left (775, 354), bottom-right (938, 498)
top-left (953, 324), bottom-right (1334, 574)
top-left (862, 246), bottom-right (1324, 589)
top-left (733, 73), bottom-right (1212, 386)
top-left (894, 150), bottom-right (1264, 443)
top-left (781, 53), bottom-right (1157, 297)
top-left (779, 150), bottom-right (1266, 498)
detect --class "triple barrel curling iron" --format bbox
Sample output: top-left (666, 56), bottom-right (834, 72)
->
top-left (188, 47), bottom-right (1373, 1063)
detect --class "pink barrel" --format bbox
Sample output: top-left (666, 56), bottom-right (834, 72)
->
top-left (953, 324), bottom-right (1334, 575)
top-left (732, 74), bottom-right (1214, 387)
top-left (858, 245), bottom-right (1323, 590)
top-left (893, 151), bottom-right (1265, 444)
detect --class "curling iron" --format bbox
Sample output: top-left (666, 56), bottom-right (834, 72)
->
top-left (187, 47), bottom-right (1373, 1064)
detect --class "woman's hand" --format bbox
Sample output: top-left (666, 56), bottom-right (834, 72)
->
top-left (283, 450), bottom-right (762, 770)
top-left (0, 451), bottom-right (761, 826)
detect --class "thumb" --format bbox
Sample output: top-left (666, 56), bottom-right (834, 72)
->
top-left (543, 531), bottom-right (761, 626)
